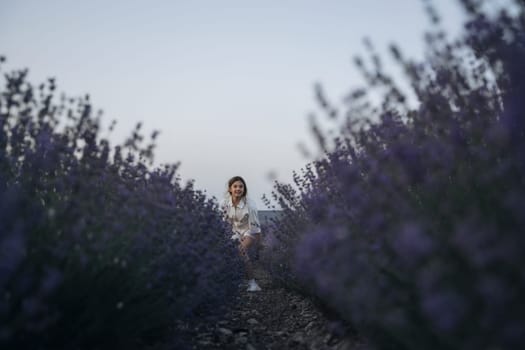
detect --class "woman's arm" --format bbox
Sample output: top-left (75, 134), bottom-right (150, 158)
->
top-left (247, 200), bottom-right (262, 236)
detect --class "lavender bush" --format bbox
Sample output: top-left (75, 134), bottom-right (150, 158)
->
top-left (0, 60), bottom-right (243, 349)
top-left (264, 1), bottom-right (525, 349)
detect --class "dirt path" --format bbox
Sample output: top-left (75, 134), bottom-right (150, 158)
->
top-left (176, 266), bottom-right (368, 350)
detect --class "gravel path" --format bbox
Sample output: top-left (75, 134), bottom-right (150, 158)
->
top-left (176, 265), bottom-right (368, 350)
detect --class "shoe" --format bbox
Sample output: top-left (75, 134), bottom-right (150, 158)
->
top-left (247, 279), bottom-right (261, 292)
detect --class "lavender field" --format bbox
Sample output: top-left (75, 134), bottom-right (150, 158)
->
top-left (0, 57), bottom-right (245, 348)
top-left (2, 1), bottom-right (525, 349)
top-left (261, 2), bottom-right (525, 349)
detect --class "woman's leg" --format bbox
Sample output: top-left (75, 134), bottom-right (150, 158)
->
top-left (239, 235), bottom-right (257, 280)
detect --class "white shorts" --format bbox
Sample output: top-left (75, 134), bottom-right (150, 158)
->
top-left (231, 231), bottom-right (260, 241)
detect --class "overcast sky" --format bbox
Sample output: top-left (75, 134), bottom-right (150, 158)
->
top-left (1, 0), bottom-right (467, 208)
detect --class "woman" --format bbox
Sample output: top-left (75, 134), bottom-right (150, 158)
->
top-left (221, 176), bottom-right (262, 292)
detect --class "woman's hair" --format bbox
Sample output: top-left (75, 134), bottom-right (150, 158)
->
top-left (227, 176), bottom-right (248, 198)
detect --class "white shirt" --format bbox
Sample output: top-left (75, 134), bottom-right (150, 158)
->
top-left (220, 196), bottom-right (262, 237)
